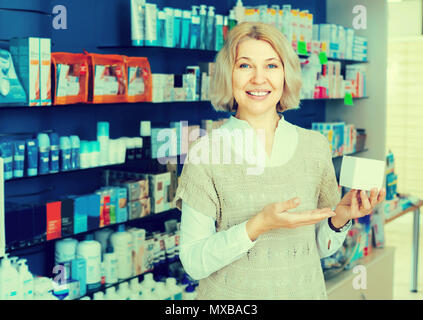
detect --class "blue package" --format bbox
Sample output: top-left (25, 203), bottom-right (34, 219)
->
top-left (48, 132), bottom-right (60, 173)
top-left (60, 136), bottom-right (71, 171)
top-left (37, 133), bottom-right (50, 175)
top-left (116, 187), bottom-right (128, 223)
top-left (0, 49), bottom-right (27, 106)
top-left (72, 195), bottom-right (88, 234)
top-left (26, 139), bottom-right (38, 176)
top-left (71, 258), bottom-right (87, 297)
top-left (69, 135), bottom-right (80, 170)
top-left (12, 140), bottom-right (25, 178)
top-left (0, 141), bottom-right (13, 180)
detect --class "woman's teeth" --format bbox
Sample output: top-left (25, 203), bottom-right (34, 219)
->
top-left (246, 91), bottom-right (270, 96)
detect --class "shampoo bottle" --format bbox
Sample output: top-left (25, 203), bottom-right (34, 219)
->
top-left (180, 10), bottom-right (191, 49)
top-left (25, 139), bottom-right (38, 176)
top-left (0, 254), bottom-right (20, 300)
top-left (140, 272), bottom-right (156, 299)
top-left (117, 281), bottom-right (131, 300)
top-left (69, 135), bottom-right (80, 170)
top-left (17, 259), bottom-right (34, 300)
top-left (104, 286), bottom-right (119, 300)
top-left (110, 225), bottom-right (134, 280)
top-left (129, 278), bottom-right (142, 297)
top-left (97, 121), bottom-right (110, 166)
top-left (48, 132), bottom-right (60, 173)
top-left (189, 6), bottom-right (200, 50)
top-left (76, 235), bottom-right (102, 293)
top-left (12, 140), bottom-right (25, 178)
top-left (206, 6), bottom-right (215, 51)
top-left (228, 9), bottom-right (237, 30)
top-left (199, 5), bottom-right (207, 50)
top-left (215, 14), bottom-right (224, 51)
top-left (37, 133), bottom-right (50, 175)
top-left (103, 240), bottom-right (118, 285)
top-left (59, 136), bottom-right (71, 171)
top-left (234, 0), bottom-right (245, 24)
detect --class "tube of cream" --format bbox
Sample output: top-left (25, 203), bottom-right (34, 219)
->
top-left (130, 0), bottom-right (145, 46)
top-left (70, 135), bottom-right (80, 170)
top-left (173, 9), bottom-right (182, 48)
top-left (37, 133), bottom-right (50, 175)
top-left (189, 6), bottom-right (200, 49)
top-left (144, 3), bottom-right (158, 46)
top-left (26, 139), bottom-right (38, 176)
top-left (48, 132), bottom-right (60, 173)
top-left (12, 140), bottom-right (25, 178)
top-left (181, 10), bottom-right (191, 49)
top-left (0, 141), bottom-right (13, 180)
top-left (60, 136), bottom-right (71, 171)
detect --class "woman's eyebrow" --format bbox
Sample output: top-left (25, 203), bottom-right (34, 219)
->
top-left (235, 56), bottom-right (281, 62)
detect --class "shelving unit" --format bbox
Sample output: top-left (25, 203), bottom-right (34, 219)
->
top-left (0, 0), bottom-right (388, 300)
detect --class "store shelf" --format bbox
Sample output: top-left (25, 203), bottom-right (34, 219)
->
top-left (5, 207), bottom-right (181, 253)
top-left (332, 148), bottom-right (368, 159)
top-left (4, 163), bottom-right (126, 183)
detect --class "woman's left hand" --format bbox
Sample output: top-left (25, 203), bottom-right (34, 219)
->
top-left (332, 188), bottom-right (386, 229)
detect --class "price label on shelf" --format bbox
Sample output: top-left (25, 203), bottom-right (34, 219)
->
top-left (319, 51), bottom-right (328, 64)
top-left (297, 41), bottom-right (308, 55)
top-left (344, 92), bottom-right (354, 106)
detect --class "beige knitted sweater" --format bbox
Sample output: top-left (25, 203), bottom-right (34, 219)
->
top-left (174, 125), bottom-right (340, 300)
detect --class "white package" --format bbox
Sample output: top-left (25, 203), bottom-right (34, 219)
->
top-left (339, 156), bottom-right (385, 191)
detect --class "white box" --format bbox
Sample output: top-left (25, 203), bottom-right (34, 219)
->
top-left (39, 38), bottom-right (51, 105)
top-left (339, 156), bottom-right (385, 191)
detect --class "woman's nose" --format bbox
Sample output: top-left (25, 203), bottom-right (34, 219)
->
top-left (251, 67), bottom-right (266, 84)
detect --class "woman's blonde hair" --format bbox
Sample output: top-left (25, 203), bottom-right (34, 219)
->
top-left (210, 22), bottom-right (302, 113)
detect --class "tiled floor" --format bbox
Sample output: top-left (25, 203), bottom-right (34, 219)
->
top-left (385, 212), bottom-right (423, 299)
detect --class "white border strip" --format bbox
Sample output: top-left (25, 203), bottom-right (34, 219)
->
top-left (0, 158), bottom-right (4, 258)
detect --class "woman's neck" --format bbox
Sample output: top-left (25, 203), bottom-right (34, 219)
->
top-left (234, 109), bottom-right (281, 134)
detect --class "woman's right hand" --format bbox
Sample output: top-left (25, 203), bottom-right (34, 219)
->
top-left (246, 198), bottom-right (336, 241)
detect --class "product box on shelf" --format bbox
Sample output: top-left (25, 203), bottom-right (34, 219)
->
top-left (39, 38), bottom-right (51, 106)
top-left (312, 122), bottom-right (345, 157)
top-left (60, 198), bottom-right (75, 238)
top-left (46, 201), bottom-right (62, 241)
top-left (71, 195), bottom-right (88, 235)
top-left (141, 236), bottom-right (155, 274)
top-left (0, 49), bottom-right (27, 106)
top-left (122, 179), bottom-right (149, 202)
top-left (51, 52), bottom-right (89, 105)
top-left (87, 193), bottom-right (101, 231)
top-left (71, 257), bottom-right (87, 298)
top-left (128, 197), bottom-right (151, 219)
top-left (86, 53), bottom-right (127, 104)
top-left (9, 37), bottom-right (41, 106)
top-left (147, 172), bottom-right (171, 214)
top-left (125, 56), bottom-right (152, 103)
top-left (127, 227), bottom-right (147, 276)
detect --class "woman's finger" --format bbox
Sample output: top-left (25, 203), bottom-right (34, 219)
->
top-left (351, 189), bottom-right (359, 214)
top-left (360, 190), bottom-right (372, 210)
top-left (369, 188), bottom-right (378, 207)
top-left (377, 188), bottom-right (386, 204)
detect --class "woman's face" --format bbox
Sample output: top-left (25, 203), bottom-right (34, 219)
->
top-left (232, 38), bottom-right (284, 116)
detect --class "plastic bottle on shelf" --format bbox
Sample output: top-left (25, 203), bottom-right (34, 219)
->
top-left (97, 121), bottom-right (110, 166)
top-left (76, 235), bottom-right (102, 293)
top-left (0, 254), bottom-right (20, 299)
top-left (153, 281), bottom-right (172, 300)
top-left (165, 277), bottom-right (182, 300)
top-left (110, 225), bottom-right (134, 280)
top-left (10, 256), bottom-right (19, 270)
top-left (55, 238), bottom-right (78, 280)
top-left (206, 6), bottom-right (215, 51)
top-left (117, 281), bottom-right (131, 300)
top-left (233, 0), bottom-right (245, 24)
top-left (139, 272), bottom-right (156, 299)
top-left (189, 6), bottom-right (200, 50)
top-left (69, 135), bottom-right (80, 170)
top-left (59, 136), bottom-right (72, 171)
top-left (183, 284), bottom-right (197, 300)
top-left (94, 228), bottom-right (114, 255)
top-left (17, 259), bottom-right (34, 300)
top-left (198, 5), bottom-right (207, 50)
top-left (103, 241), bottom-right (118, 285)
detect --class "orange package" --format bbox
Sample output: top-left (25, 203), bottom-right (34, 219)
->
top-left (85, 52), bottom-right (127, 104)
top-left (51, 52), bottom-right (89, 105)
top-left (125, 56), bottom-right (152, 103)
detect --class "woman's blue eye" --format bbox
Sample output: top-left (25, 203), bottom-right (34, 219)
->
top-left (268, 64), bottom-right (278, 69)
top-left (239, 63), bottom-right (250, 68)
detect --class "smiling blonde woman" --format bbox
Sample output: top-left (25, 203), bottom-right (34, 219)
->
top-left (174, 22), bottom-right (385, 300)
